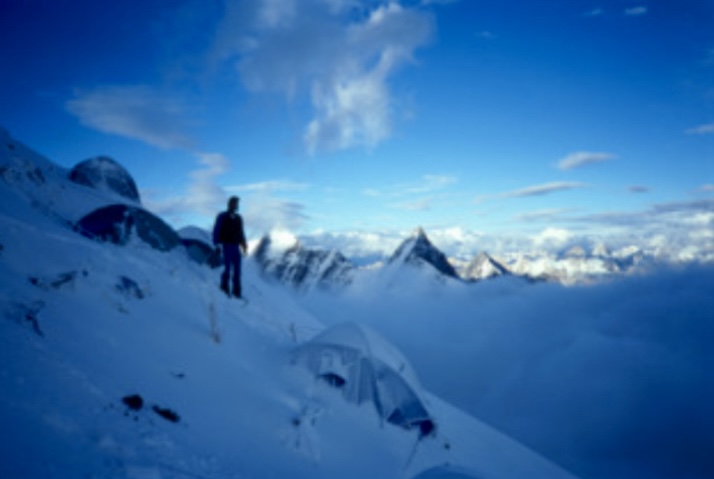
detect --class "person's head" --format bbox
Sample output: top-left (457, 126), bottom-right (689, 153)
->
top-left (227, 196), bottom-right (239, 212)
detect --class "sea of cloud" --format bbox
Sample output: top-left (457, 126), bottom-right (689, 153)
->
top-left (301, 263), bottom-right (714, 479)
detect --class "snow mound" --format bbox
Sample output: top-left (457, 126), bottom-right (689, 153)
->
top-left (295, 322), bottom-right (435, 435)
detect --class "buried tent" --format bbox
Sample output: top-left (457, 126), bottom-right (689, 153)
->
top-left (294, 322), bottom-right (436, 436)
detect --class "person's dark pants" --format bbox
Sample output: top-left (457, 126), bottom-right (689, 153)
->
top-left (220, 244), bottom-right (242, 297)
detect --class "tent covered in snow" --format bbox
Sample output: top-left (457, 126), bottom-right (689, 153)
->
top-left (75, 204), bottom-right (180, 252)
top-left (294, 322), bottom-right (435, 436)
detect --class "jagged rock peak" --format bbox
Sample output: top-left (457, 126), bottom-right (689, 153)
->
top-left (413, 226), bottom-right (427, 239)
top-left (254, 232), bottom-right (353, 291)
top-left (390, 227), bottom-right (459, 279)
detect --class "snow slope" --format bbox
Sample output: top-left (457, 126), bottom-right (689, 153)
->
top-left (0, 130), bottom-right (577, 478)
top-left (303, 260), bottom-right (714, 479)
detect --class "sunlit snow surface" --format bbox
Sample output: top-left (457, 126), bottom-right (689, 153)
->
top-left (0, 131), bottom-right (578, 478)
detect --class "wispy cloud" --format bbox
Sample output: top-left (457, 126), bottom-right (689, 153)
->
top-left (187, 153), bottom-right (231, 215)
top-left (143, 151), bottom-right (231, 223)
top-left (531, 227), bottom-right (574, 246)
top-left (405, 174), bottom-right (457, 194)
top-left (392, 196), bottom-right (436, 212)
top-left (700, 184), bottom-right (714, 192)
top-left (628, 185), bottom-right (651, 193)
top-left (229, 180), bottom-right (311, 194)
top-left (583, 8), bottom-right (604, 17)
top-left (624, 6), bottom-right (648, 16)
top-left (362, 174), bottom-right (457, 198)
top-left (515, 208), bottom-right (574, 222)
top-left (573, 198), bottom-right (714, 230)
top-left (557, 151), bottom-right (616, 170)
top-left (208, 1), bottom-right (435, 154)
top-left (66, 85), bottom-right (194, 150)
top-left (243, 196), bottom-right (310, 235)
top-left (686, 123), bottom-right (714, 135)
top-left (504, 182), bottom-right (587, 198)
top-left (225, 181), bottom-right (311, 234)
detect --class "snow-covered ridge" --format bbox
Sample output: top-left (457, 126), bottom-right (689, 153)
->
top-left (254, 233), bottom-right (354, 291)
top-left (260, 225), bottom-right (687, 292)
top-left (295, 225), bottom-right (714, 286)
top-left (0, 129), bottom-right (579, 478)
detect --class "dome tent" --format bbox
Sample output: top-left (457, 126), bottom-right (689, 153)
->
top-left (76, 204), bottom-right (180, 252)
top-left (294, 322), bottom-right (435, 436)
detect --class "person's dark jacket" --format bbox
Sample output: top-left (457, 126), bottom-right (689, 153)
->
top-left (213, 212), bottom-right (247, 251)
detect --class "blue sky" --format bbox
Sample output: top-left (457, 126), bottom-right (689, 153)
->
top-left (2, 0), bottom-right (713, 249)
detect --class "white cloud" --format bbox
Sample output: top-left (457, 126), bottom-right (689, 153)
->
top-left (406, 174), bottom-right (457, 194)
top-left (624, 6), bottom-right (648, 15)
top-left (515, 208), bottom-right (573, 222)
top-left (557, 151), bottom-right (616, 170)
top-left (685, 123), bottom-right (714, 135)
top-left (532, 227), bottom-right (574, 247)
top-left (143, 151), bottom-right (231, 223)
top-left (187, 153), bottom-right (231, 216)
top-left (504, 181), bottom-right (587, 198)
top-left (700, 184), bottom-right (714, 192)
top-left (66, 85), bottom-right (194, 150)
top-left (229, 180), bottom-right (311, 193)
top-left (362, 174), bottom-right (457, 198)
top-left (568, 199), bottom-right (714, 254)
top-left (304, 66), bottom-right (392, 153)
top-left (242, 195), bottom-right (309, 234)
top-left (209, 0), bottom-right (434, 154)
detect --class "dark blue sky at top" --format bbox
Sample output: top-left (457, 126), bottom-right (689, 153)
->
top-left (1, 0), bottom-right (712, 239)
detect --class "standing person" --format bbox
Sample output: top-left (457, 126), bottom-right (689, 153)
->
top-left (212, 196), bottom-right (248, 298)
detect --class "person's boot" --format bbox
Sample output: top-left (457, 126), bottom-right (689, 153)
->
top-left (232, 285), bottom-right (242, 299)
top-left (220, 281), bottom-right (231, 297)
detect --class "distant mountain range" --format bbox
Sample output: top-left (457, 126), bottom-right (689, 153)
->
top-left (252, 226), bottom-right (674, 292)
top-left (2, 126), bottom-right (706, 294)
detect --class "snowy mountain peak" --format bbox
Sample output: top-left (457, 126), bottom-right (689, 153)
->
top-left (255, 233), bottom-right (354, 291)
top-left (463, 252), bottom-right (510, 280)
top-left (389, 228), bottom-right (460, 279)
